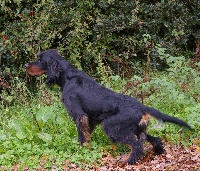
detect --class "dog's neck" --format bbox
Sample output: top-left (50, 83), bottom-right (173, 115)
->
top-left (57, 61), bottom-right (80, 88)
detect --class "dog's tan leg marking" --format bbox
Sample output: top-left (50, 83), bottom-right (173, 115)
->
top-left (139, 113), bottom-right (151, 126)
top-left (80, 115), bottom-right (91, 147)
top-left (118, 145), bottom-right (133, 165)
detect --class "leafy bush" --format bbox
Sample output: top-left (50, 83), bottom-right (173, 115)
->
top-left (0, 0), bottom-right (199, 85)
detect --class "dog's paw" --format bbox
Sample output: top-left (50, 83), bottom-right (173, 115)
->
top-left (117, 155), bottom-right (136, 166)
top-left (154, 145), bottom-right (165, 155)
top-left (79, 141), bottom-right (90, 148)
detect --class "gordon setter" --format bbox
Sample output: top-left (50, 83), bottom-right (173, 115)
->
top-left (25, 49), bottom-right (191, 165)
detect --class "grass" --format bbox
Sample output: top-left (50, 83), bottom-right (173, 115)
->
top-left (0, 98), bottom-right (113, 169)
top-left (1, 86), bottom-right (199, 169)
top-left (1, 54), bottom-right (200, 169)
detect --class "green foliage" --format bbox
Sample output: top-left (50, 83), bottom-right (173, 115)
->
top-left (132, 45), bottom-right (200, 144)
top-left (0, 0), bottom-right (199, 84)
top-left (1, 75), bottom-right (32, 106)
top-left (0, 96), bottom-right (108, 169)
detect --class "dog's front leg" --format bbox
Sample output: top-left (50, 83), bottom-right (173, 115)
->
top-left (62, 95), bottom-right (91, 146)
top-left (75, 115), bottom-right (91, 146)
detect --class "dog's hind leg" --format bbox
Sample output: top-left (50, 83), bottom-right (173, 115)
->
top-left (146, 134), bottom-right (164, 154)
top-left (102, 114), bottom-right (144, 165)
top-left (118, 137), bottom-right (144, 165)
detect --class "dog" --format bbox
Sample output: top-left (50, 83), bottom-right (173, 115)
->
top-left (25, 49), bottom-right (191, 165)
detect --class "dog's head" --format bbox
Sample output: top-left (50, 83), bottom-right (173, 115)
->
top-left (25, 49), bottom-right (64, 85)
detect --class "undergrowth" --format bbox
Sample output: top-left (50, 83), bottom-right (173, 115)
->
top-left (1, 48), bottom-right (200, 169)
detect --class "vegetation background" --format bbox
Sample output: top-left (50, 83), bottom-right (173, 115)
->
top-left (0, 0), bottom-right (200, 170)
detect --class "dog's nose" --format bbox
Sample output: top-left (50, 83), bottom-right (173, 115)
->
top-left (25, 63), bottom-right (30, 68)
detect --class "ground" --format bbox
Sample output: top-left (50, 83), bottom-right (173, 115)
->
top-left (4, 141), bottom-right (199, 171)
top-left (96, 143), bottom-right (200, 171)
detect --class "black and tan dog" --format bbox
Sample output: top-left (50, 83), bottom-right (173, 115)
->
top-left (25, 49), bottom-right (191, 165)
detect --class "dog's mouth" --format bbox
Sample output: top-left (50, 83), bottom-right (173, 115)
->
top-left (25, 63), bottom-right (45, 76)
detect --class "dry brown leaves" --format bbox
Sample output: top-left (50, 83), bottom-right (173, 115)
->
top-left (95, 142), bottom-right (200, 171)
top-left (2, 142), bottom-right (200, 171)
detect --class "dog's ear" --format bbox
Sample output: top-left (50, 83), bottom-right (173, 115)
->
top-left (46, 58), bottom-right (63, 84)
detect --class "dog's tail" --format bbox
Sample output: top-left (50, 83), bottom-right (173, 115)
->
top-left (144, 106), bottom-right (191, 129)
